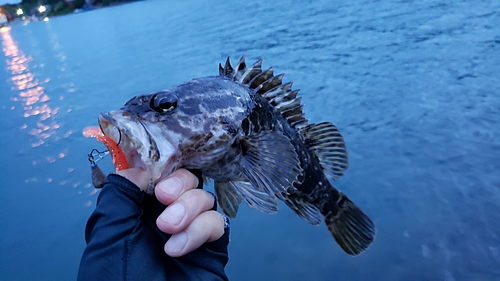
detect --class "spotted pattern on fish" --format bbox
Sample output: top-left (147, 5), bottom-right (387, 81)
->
top-left (97, 55), bottom-right (376, 255)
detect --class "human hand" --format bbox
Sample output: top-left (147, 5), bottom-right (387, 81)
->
top-left (116, 168), bottom-right (226, 257)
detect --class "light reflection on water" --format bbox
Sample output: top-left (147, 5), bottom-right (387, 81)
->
top-left (0, 23), bottom-right (89, 208)
top-left (1, 26), bottom-right (61, 149)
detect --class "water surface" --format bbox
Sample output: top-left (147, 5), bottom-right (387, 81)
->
top-left (0, 0), bottom-right (499, 280)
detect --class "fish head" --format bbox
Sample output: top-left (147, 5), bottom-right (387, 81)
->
top-left (98, 77), bottom-right (251, 187)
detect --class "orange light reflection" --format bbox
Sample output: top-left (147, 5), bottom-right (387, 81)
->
top-left (0, 26), bottom-right (60, 149)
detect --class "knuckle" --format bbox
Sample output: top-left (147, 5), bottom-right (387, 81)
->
top-left (182, 189), bottom-right (214, 210)
top-left (173, 168), bottom-right (199, 190)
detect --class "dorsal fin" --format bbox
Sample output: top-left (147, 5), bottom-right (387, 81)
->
top-left (256, 74), bottom-right (284, 94)
top-left (219, 57), bottom-right (233, 76)
top-left (220, 55), bottom-right (308, 130)
top-left (249, 67), bottom-right (274, 89)
top-left (240, 58), bottom-right (263, 84)
top-left (232, 55), bottom-right (247, 81)
top-left (301, 122), bottom-right (349, 179)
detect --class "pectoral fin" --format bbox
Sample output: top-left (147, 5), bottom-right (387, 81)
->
top-left (230, 181), bottom-right (278, 214)
top-left (215, 180), bottom-right (279, 218)
top-left (239, 130), bottom-right (302, 196)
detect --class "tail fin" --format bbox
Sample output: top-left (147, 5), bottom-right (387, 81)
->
top-left (324, 192), bottom-right (376, 255)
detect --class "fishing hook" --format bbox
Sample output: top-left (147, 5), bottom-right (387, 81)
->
top-left (88, 148), bottom-right (109, 165)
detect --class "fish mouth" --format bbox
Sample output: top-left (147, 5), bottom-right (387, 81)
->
top-left (98, 111), bottom-right (179, 191)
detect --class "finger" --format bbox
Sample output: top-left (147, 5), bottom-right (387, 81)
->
top-left (155, 168), bottom-right (199, 206)
top-left (164, 211), bottom-right (225, 257)
top-left (156, 189), bottom-right (215, 234)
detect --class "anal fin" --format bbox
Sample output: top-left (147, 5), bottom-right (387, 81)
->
top-left (282, 195), bottom-right (322, 225)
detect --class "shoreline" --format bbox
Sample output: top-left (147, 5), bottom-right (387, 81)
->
top-left (1, 0), bottom-right (142, 23)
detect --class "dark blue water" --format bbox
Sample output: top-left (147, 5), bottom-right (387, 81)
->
top-left (1, 0), bottom-right (499, 280)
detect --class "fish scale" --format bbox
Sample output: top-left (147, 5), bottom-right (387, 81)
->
top-left (97, 55), bottom-right (376, 255)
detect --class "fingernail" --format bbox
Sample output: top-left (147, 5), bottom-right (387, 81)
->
top-left (159, 203), bottom-right (185, 226)
top-left (165, 232), bottom-right (187, 255)
top-left (158, 177), bottom-right (183, 198)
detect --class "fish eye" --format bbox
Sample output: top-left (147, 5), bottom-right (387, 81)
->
top-left (150, 92), bottom-right (178, 114)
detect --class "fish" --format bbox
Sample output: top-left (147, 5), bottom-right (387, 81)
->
top-left (96, 55), bottom-right (376, 255)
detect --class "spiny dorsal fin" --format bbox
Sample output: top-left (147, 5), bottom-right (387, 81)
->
top-left (219, 63), bottom-right (224, 76)
top-left (262, 82), bottom-right (293, 100)
top-left (220, 55), bottom-right (308, 130)
top-left (249, 67), bottom-right (274, 89)
top-left (256, 74), bottom-right (284, 94)
top-left (232, 55), bottom-right (247, 81)
top-left (240, 58), bottom-right (263, 84)
top-left (302, 122), bottom-right (349, 179)
top-left (221, 57), bottom-right (233, 77)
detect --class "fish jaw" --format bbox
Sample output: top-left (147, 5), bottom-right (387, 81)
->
top-left (98, 111), bottom-right (179, 191)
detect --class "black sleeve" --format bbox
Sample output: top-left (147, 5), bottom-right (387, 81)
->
top-left (77, 174), bottom-right (229, 281)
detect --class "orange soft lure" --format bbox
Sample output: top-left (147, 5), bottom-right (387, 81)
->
top-left (82, 126), bottom-right (129, 171)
